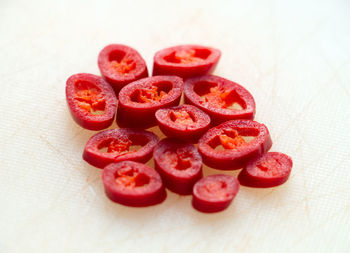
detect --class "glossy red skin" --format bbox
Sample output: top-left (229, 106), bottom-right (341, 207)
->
top-left (83, 128), bottom-right (159, 169)
top-left (102, 161), bottom-right (166, 207)
top-left (98, 44), bottom-right (148, 94)
top-left (192, 174), bottom-right (239, 213)
top-left (66, 73), bottom-right (117, 130)
top-left (153, 138), bottom-right (203, 195)
top-left (155, 104), bottom-right (211, 143)
top-left (238, 152), bottom-right (293, 188)
top-left (198, 120), bottom-right (272, 170)
top-left (153, 45), bottom-right (221, 79)
top-left (117, 76), bottom-right (184, 129)
top-left (184, 75), bottom-right (256, 125)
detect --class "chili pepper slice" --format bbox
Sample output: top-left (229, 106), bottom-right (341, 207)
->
top-left (198, 120), bottom-right (272, 170)
top-left (117, 76), bottom-right (184, 129)
top-left (155, 104), bottom-right (211, 142)
top-left (83, 128), bottom-right (159, 168)
top-left (102, 161), bottom-right (166, 207)
top-left (192, 174), bottom-right (239, 213)
top-left (65, 73), bottom-right (117, 130)
top-left (98, 44), bottom-right (148, 94)
top-left (153, 138), bottom-right (203, 195)
top-left (184, 75), bottom-right (255, 125)
top-left (238, 152), bottom-right (292, 188)
top-left (153, 45), bottom-right (221, 79)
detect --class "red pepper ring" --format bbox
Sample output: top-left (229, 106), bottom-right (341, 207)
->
top-left (102, 161), bottom-right (166, 207)
top-left (83, 128), bottom-right (159, 169)
top-left (98, 44), bottom-right (148, 94)
top-left (198, 120), bottom-right (272, 170)
top-left (238, 152), bottom-right (293, 188)
top-left (184, 75), bottom-right (256, 125)
top-left (155, 104), bottom-right (211, 143)
top-left (153, 138), bottom-right (203, 195)
top-left (117, 76), bottom-right (184, 129)
top-left (66, 73), bottom-right (117, 130)
top-left (153, 45), bottom-right (221, 79)
top-left (192, 174), bottom-right (239, 213)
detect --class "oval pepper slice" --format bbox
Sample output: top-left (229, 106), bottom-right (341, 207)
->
top-left (83, 128), bottom-right (159, 168)
top-left (184, 75), bottom-right (255, 125)
top-left (66, 73), bottom-right (117, 130)
top-left (98, 44), bottom-right (148, 94)
top-left (102, 161), bottom-right (166, 207)
top-left (238, 152), bottom-right (292, 188)
top-left (192, 174), bottom-right (239, 213)
top-left (198, 120), bottom-right (272, 170)
top-left (153, 45), bottom-right (221, 79)
top-left (153, 138), bottom-right (203, 195)
top-left (117, 76), bottom-right (184, 129)
top-left (155, 104), bottom-right (211, 142)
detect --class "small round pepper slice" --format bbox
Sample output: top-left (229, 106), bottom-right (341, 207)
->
top-left (98, 44), bottom-right (148, 94)
top-left (83, 128), bottom-right (159, 169)
top-left (192, 174), bottom-right (239, 213)
top-left (65, 73), bottom-right (117, 130)
top-left (102, 161), bottom-right (166, 207)
top-left (238, 152), bottom-right (293, 188)
top-left (155, 104), bottom-right (211, 143)
top-left (117, 76), bottom-right (184, 129)
top-left (153, 45), bottom-right (221, 79)
top-left (153, 138), bottom-right (203, 195)
top-left (198, 120), bottom-right (272, 170)
top-left (184, 75), bottom-right (255, 125)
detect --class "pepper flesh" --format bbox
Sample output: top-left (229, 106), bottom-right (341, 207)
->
top-left (170, 110), bottom-right (194, 125)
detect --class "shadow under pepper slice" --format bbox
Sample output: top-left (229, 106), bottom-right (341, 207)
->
top-left (65, 73), bottom-right (117, 130)
top-left (83, 128), bottom-right (159, 168)
top-left (98, 44), bottom-right (148, 94)
top-left (153, 45), bottom-right (221, 79)
top-left (155, 104), bottom-right (211, 142)
top-left (184, 75), bottom-right (256, 125)
top-left (198, 120), bottom-right (272, 170)
top-left (102, 161), bottom-right (166, 207)
top-left (238, 152), bottom-right (293, 188)
top-left (117, 76), bottom-right (184, 129)
top-left (153, 138), bottom-right (203, 195)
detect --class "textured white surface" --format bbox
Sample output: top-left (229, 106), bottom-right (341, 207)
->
top-left (1, 0), bottom-right (350, 252)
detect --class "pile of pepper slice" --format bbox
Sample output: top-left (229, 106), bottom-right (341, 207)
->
top-left (65, 44), bottom-right (293, 213)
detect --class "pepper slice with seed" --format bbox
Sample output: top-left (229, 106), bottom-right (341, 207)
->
top-left (83, 128), bottom-right (159, 168)
top-left (66, 73), bottom-right (117, 130)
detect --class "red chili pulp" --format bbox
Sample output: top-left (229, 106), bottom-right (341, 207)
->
top-left (117, 76), bottom-right (184, 129)
top-left (184, 75), bottom-right (256, 125)
top-left (65, 73), bottom-right (117, 130)
top-left (153, 138), bottom-right (203, 195)
top-left (198, 120), bottom-right (272, 170)
top-left (238, 152), bottom-right (293, 188)
top-left (98, 44), bottom-right (148, 94)
top-left (153, 45), bottom-right (221, 79)
top-left (192, 174), bottom-right (239, 213)
top-left (83, 128), bottom-right (159, 168)
top-left (102, 161), bottom-right (166, 207)
top-left (155, 104), bottom-right (211, 142)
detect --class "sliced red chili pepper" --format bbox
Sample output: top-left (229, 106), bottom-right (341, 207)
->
top-left (153, 45), bottom-right (221, 79)
top-left (184, 75), bottom-right (255, 125)
top-left (198, 120), bottom-right (272, 170)
top-left (83, 128), bottom-right (159, 168)
top-left (153, 138), bottom-right (203, 195)
top-left (192, 174), bottom-right (239, 213)
top-left (117, 76), bottom-right (184, 128)
top-left (155, 104), bottom-right (211, 142)
top-left (65, 73), bottom-right (117, 130)
top-left (98, 44), bottom-right (148, 94)
top-left (102, 161), bottom-right (166, 207)
top-left (238, 152), bottom-right (292, 188)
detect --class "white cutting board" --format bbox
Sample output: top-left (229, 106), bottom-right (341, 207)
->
top-left (1, 0), bottom-right (349, 252)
